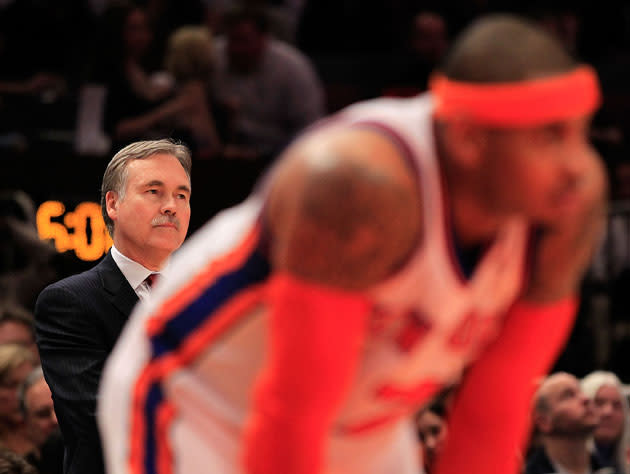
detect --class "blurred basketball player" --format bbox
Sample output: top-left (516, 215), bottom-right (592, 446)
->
top-left (98, 13), bottom-right (606, 474)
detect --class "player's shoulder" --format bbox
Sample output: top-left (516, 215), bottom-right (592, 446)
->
top-left (339, 92), bottom-right (433, 122)
top-left (265, 120), bottom-right (424, 290)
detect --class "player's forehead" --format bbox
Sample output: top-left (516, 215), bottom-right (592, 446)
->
top-left (482, 114), bottom-right (592, 141)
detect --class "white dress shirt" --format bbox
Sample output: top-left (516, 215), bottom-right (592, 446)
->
top-left (110, 246), bottom-right (166, 301)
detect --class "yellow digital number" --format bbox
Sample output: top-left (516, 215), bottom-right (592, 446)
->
top-left (36, 201), bottom-right (113, 261)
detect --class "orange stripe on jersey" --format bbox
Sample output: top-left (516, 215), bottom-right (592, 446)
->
top-left (145, 226), bottom-right (262, 337)
top-left (155, 286), bottom-right (266, 375)
top-left (156, 402), bottom-right (176, 474)
top-left (129, 285), bottom-right (267, 474)
top-left (128, 224), bottom-right (269, 474)
top-left (129, 368), bottom-right (156, 474)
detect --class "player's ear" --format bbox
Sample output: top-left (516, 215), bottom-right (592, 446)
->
top-left (436, 118), bottom-right (486, 168)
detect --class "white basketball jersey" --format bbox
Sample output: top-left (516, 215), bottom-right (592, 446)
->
top-left (99, 94), bottom-right (531, 474)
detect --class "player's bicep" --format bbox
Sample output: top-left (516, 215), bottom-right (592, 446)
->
top-left (266, 128), bottom-right (423, 290)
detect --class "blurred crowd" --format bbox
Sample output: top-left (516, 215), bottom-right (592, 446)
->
top-left (415, 371), bottom-right (630, 474)
top-left (2, 1), bottom-right (630, 163)
top-left (4, 0), bottom-right (630, 472)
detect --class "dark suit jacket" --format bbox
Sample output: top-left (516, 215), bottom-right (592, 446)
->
top-left (524, 446), bottom-right (613, 474)
top-left (34, 251), bottom-right (138, 474)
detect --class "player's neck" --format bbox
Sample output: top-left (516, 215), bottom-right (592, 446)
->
top-left (450, 193), bottom-right (502, 246)
top-left (543, 437), bottom-right (591, 474)
top-left (436, 126), bottom-right (504, 246)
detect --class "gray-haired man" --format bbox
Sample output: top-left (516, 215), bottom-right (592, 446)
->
top-left (35, 139), bottom-right (192, 474)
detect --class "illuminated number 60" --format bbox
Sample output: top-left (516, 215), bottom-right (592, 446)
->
top-left (36, 201), bottom-right (112, 261)
top-left (67, 202), bottom-right (112, 261)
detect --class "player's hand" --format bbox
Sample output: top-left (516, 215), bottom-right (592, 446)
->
top-left (525, 148), bottom-right (607, 302)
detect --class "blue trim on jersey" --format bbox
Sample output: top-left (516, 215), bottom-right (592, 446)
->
top-left (349, 120), bottom-right (421, 186)
top-left (143, 384), bottom-right (163, 474)
top-left (142, 245), bottom-right (271, 474)
top-left (150, 248), bottom-right (271, 358)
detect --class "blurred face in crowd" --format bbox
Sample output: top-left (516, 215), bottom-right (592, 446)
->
top-left (614, 162), bottom-right (630, 200)
top-left (411, 12), bottom-right (449, 63)
top-left (227, 19), bottom-right (266, 73)
top-left (0, 361), bottom-right (34, 424)
top-left (125, 7), bottom-right (152, 59)
top-left (24, 378), bottom-right (58, 448)
top-left (417, 409), bottom-right (447, 468)
top-left (537, 373), bottom-right (598, 437)
top-left (0, 322), bottom-right (38, 363)
top-left (592, 384), bottom-right (625, 445)
top-left (106, 153), bottom-right (191, 269)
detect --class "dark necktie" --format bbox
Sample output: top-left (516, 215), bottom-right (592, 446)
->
top-left (146, 273), bottom-right (160, 288)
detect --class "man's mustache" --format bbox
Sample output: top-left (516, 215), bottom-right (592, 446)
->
top-left (151, 215), bottom-right (180, 229)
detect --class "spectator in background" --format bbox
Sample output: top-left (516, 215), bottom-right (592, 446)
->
top-left (115, 26), bottom-right (223, 158)
top-left (19, 367), bottom-right (62, 474)
top-left (0, 75), bottom-right (64, 97)
top-left (0, 303), bottom-right (38, 364)
top-left (534, 7), bottom-right (581, 58)
top-left (415, 398), bottom-right (449, 474)
top-left (383, 11), bottom-right (450, 97)
top-left (141, 0), bottom-right (207, 67)
top-left (590, 158), bottom-right (630, 284)
top-left (0, 345), bottom-right (36, 457)
top-left (525, 372), bottom-right (604, 474)
top-left (582, 371), bottom-right (630, 474)
top-left (91, 1), bottom-right (174, 142)
top-left (0, 447), bottom-right (36, 474)
top-left (0, 1), bottom-right (86, 150)
top-left (211, 5), bottom-right (324, 162)
top-left (0, 190), bottom-right (58, 313)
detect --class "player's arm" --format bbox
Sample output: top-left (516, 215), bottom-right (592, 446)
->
top-left (242, 128), bottom-right (423, 474)
top-left (435, 146), bottom-right (607, 474)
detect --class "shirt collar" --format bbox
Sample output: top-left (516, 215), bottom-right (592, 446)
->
top-left (110, 245), bottom-right (168, 291)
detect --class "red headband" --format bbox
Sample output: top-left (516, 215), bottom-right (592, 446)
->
top-left (430, 66), bottom-right (601, 127)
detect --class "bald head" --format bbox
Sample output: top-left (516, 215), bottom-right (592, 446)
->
top-left (440, 14), bottom-right (576, 83)
top-left (535, 372), bottom-right (576, 415)
top-left (534, 372), bottom-right (598, 438)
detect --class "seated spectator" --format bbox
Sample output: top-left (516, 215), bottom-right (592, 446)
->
top-left (91, 1), bottom-right (174, 140)
top-left (0, 190), bottom-right (58, 311)
top-left (0, 74), bottom-right (64, 97)
top-left (115, 26), bottom-right (223, 158)
top-left (382, 11), bottom-right (450, 97)
top-left (142, 0), bottom-right (206, 65)
top-left (0, 304), bottom-right (38, 364)
top-left (525, 372), bottom-right (603, 474)
top-left (0, 345), bottom-right (36, 456)
top-left (19, 367), bottom-right (61, 474)
top-left (582, 371), bottom-right (630, 473)
top-left (415, 398), bottom-right (448, 474)
top-left (211, 5), bottom-right (324, 162)
top-left (0, 446), bottom-right (36, 474)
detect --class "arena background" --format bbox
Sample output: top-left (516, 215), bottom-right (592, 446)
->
top-left (2, 0), bottom-right (630, 383)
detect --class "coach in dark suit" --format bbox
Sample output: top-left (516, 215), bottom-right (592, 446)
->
top-left (34, 139), bottom-right (192, 474)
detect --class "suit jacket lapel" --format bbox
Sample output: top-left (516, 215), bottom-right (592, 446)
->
top-left (98, 251), bottom-right (139, 319)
